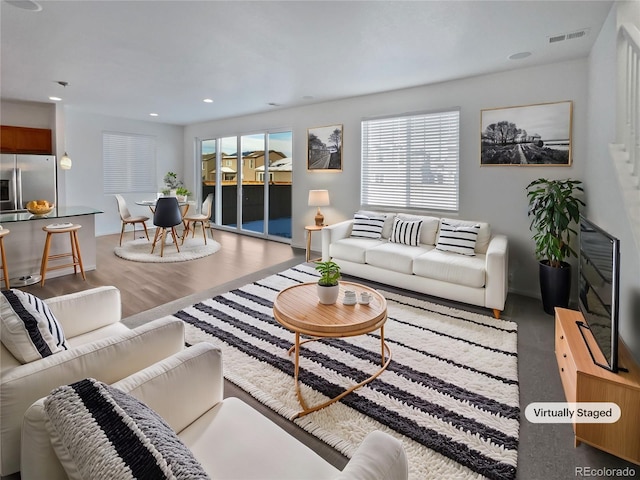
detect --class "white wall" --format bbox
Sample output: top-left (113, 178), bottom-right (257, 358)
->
top-left (0, 99), bottom-right (55, 129)
top-left (62, 108), bottom-right (184, 236)
top-left (585, 2), bottom-right (640, 362)
top-left (184, 59), bottom-right (589, 299)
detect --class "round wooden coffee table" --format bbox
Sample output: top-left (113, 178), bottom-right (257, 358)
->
top-left (273, 281), bottom-right (390, 418)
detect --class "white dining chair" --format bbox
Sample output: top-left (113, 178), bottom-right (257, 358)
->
top-left (115, 194), bottom-right (149, 246)
top-left (181, 193), bottom-right (213, 245)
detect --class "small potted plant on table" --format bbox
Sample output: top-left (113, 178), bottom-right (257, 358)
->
top-left (175, 187), bottom-right (191, 202)
top-left (315, 260), bottom-right (341, 304)
top-left (163, 171), bottom-right (182, 196)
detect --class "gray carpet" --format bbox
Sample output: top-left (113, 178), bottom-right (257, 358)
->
top-left (122, 261), bottom-right (638, 480)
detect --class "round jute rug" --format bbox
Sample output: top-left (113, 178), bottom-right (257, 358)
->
top-left (114, 237), bottom-right (221, 263)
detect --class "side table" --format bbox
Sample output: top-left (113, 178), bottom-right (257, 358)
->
top-left (304, 224), bottom-right (324, 262)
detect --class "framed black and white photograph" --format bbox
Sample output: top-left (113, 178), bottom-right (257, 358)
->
top-left (480, 101), bottom-right (572, 166)
top-left (307, 124), bottom-right (343, 171)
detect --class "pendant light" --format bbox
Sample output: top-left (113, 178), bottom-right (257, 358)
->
top-left (56, 81), bottom-right (72, 170)
top-left (60, 152), bottom-right (72, 170)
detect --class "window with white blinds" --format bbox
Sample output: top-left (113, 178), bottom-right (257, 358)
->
top-left (361, 109), bottom-right (460, 212)
top-left (103, 132), bottom-right (157, 194)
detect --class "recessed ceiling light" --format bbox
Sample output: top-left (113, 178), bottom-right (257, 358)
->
top-left (508, 51), bottom-right (532, 60)
top-left (49, 96), bottom-right (62, 102)
top-left (5, 1), bottom-right (42, 12)
top-left (149, 113), bottom-right (159, 117)
top-left (203, 98), bottom-right (214, 103)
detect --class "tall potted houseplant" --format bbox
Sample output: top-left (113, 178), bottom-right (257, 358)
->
top-left (315, 260), bottom-right (341, 304)
top-left (526, 178), bottom-right (585, 314)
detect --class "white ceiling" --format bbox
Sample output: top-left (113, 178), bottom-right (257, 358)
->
top-left (1, 0), bottom-right (613, 126)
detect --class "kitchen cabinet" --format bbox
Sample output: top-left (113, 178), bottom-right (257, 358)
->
top-left (0, 125), bottom-right (52, 154)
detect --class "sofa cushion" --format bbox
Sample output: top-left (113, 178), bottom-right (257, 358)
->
top-left (0, 289), bottom-right (68, 364)
top-left (44, 377), bottom-right (209, 480)
top-left (357, 210), bottom-right (396, 239)
top-left (390, 217), bottom-right (423, 246)
top-left (366, 242), bottom-right (433, 275)
top-left (439, 218), bottom-right (491, 254)
top-left (350, 213), bottom-right (386, 239)
top-left (436, 220), bottom-right (480, 256)
top-left (413, 249), bottom-right (486, 288)
top-left (330, 237), bottom-right (386, 264)
top-left (397, 214), bottom-right (441, 245)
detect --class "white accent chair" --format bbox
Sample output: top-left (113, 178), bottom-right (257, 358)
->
top-left (22, 343), bottom-right (409, 480)
top-left (115, 194), bottom-right (149, 246)
top-left (0, 286), bottom-right (185, 476)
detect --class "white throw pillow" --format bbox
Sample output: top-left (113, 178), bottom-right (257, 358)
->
top-left (436, 220), bottom-right (480, 256)
top-left (351, 213), bottom-right (386, 239)
top-left (356, 210), bottom-right (396, 238)
top-left (0, 289), bottom-right (68, 363)
top-left (389, 217), bottom-right (423, 246)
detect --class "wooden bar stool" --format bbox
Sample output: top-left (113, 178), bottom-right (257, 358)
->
top-left (0, 228), bottom-right (9, 290)
top-left (40, 224), bottom-right (86, 286)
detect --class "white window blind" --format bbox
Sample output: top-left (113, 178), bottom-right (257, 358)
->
top-left (103, 132), bottom-right (157, 194)
top-left (361, 109), bottom-right (459, 212)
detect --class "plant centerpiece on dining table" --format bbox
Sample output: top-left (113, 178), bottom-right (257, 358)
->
top-left (315, 260), bottom-right (341, 304)
top-left (163, 171), bottom-right (183, 196)
top-left (175, 187), bottom-right (191, 202)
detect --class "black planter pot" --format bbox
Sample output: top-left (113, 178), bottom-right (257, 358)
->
top-left (539, 260), bottom-right (571, 315)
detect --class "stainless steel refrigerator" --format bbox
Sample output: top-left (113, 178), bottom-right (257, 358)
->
top-left (0, 154), bottom-right (57, 212)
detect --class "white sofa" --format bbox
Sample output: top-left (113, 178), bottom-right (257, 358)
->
top-left (0, 286), bottom-right (185, 476)
top-left (22, 343), bottom-right (409, 480)
top-left (322, 212), bottom-right (508, 318)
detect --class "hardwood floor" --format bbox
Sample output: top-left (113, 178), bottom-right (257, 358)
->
top-left (21, 229), bottom-right (304, 318)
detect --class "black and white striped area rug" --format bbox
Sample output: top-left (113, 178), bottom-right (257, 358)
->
top-left (171, 264), bottom-right (519, 480)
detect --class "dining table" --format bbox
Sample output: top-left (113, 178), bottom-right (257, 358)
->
top-left (135, 199), bottom-right (193, 230)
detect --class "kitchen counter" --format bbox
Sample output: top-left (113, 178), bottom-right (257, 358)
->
top-left (0, 206), bottom-right (102, 223)
top-left (0, 206), bottom-right (102, 287)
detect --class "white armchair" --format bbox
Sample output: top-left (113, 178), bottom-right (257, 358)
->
top-left (0, 286), bottom-right (185, 476)
top-left (22, 343), bottom-right (409, 480)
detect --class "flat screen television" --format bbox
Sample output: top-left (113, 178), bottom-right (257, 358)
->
top-left (578, 215), bottom-right (621, 373)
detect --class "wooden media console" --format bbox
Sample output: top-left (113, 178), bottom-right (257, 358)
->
top-left (555, 308), bottom-right (640, 465)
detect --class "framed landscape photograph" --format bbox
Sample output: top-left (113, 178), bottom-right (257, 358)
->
top-left (480, 101), bottom-right (572, 166)
top-left (307, 124), bottom-right (343, 171)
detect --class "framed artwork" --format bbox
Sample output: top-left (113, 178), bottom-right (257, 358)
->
top-left (480, 101), bottom-right (573, 166)
top-left (307, 124), bottom-right (343, 171)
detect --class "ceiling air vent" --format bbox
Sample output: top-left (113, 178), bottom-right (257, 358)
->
top-left (549, 34), bottom-right (566, 43)
top-left (548, 28), bottom-right (590, 44)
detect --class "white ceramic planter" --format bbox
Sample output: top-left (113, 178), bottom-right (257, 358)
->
top-left (317, 284), bottom-right (339, 304)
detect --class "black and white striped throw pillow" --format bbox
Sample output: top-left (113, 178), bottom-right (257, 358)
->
top-left (0, 289), bottom-right (68, 364)
top-left (44, 378), bottom-right (210, 480)
top-left (390, 217), bottom-right (423, 246)
top-left (351, 213), bottom-right (386, 239)
top-left (436, 221), bottom-right (480, 256)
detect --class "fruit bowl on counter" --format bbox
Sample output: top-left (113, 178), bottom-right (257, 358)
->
top-left (26, 200), bottom-right (55, 216)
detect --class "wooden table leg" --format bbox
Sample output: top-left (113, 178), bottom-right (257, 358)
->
top-left (380, 325), bottom-right (385, 366)
top-left (291, 332), bottom-right (392, 419)
top-left (306, 230), bottom-right (312, 262)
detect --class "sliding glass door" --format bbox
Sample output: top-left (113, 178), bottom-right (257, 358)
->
top-left (219, 136), bottom-right (238, 229)
top-left (241, 133), bottom-right (265, 234)
top-left (266, 131), bottom-right (292, 239)
top-left (199, 130), bottom-right (292, 241)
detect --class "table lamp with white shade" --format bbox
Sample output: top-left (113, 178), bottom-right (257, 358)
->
top-left (308, 189), bottom-right (330, 226)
